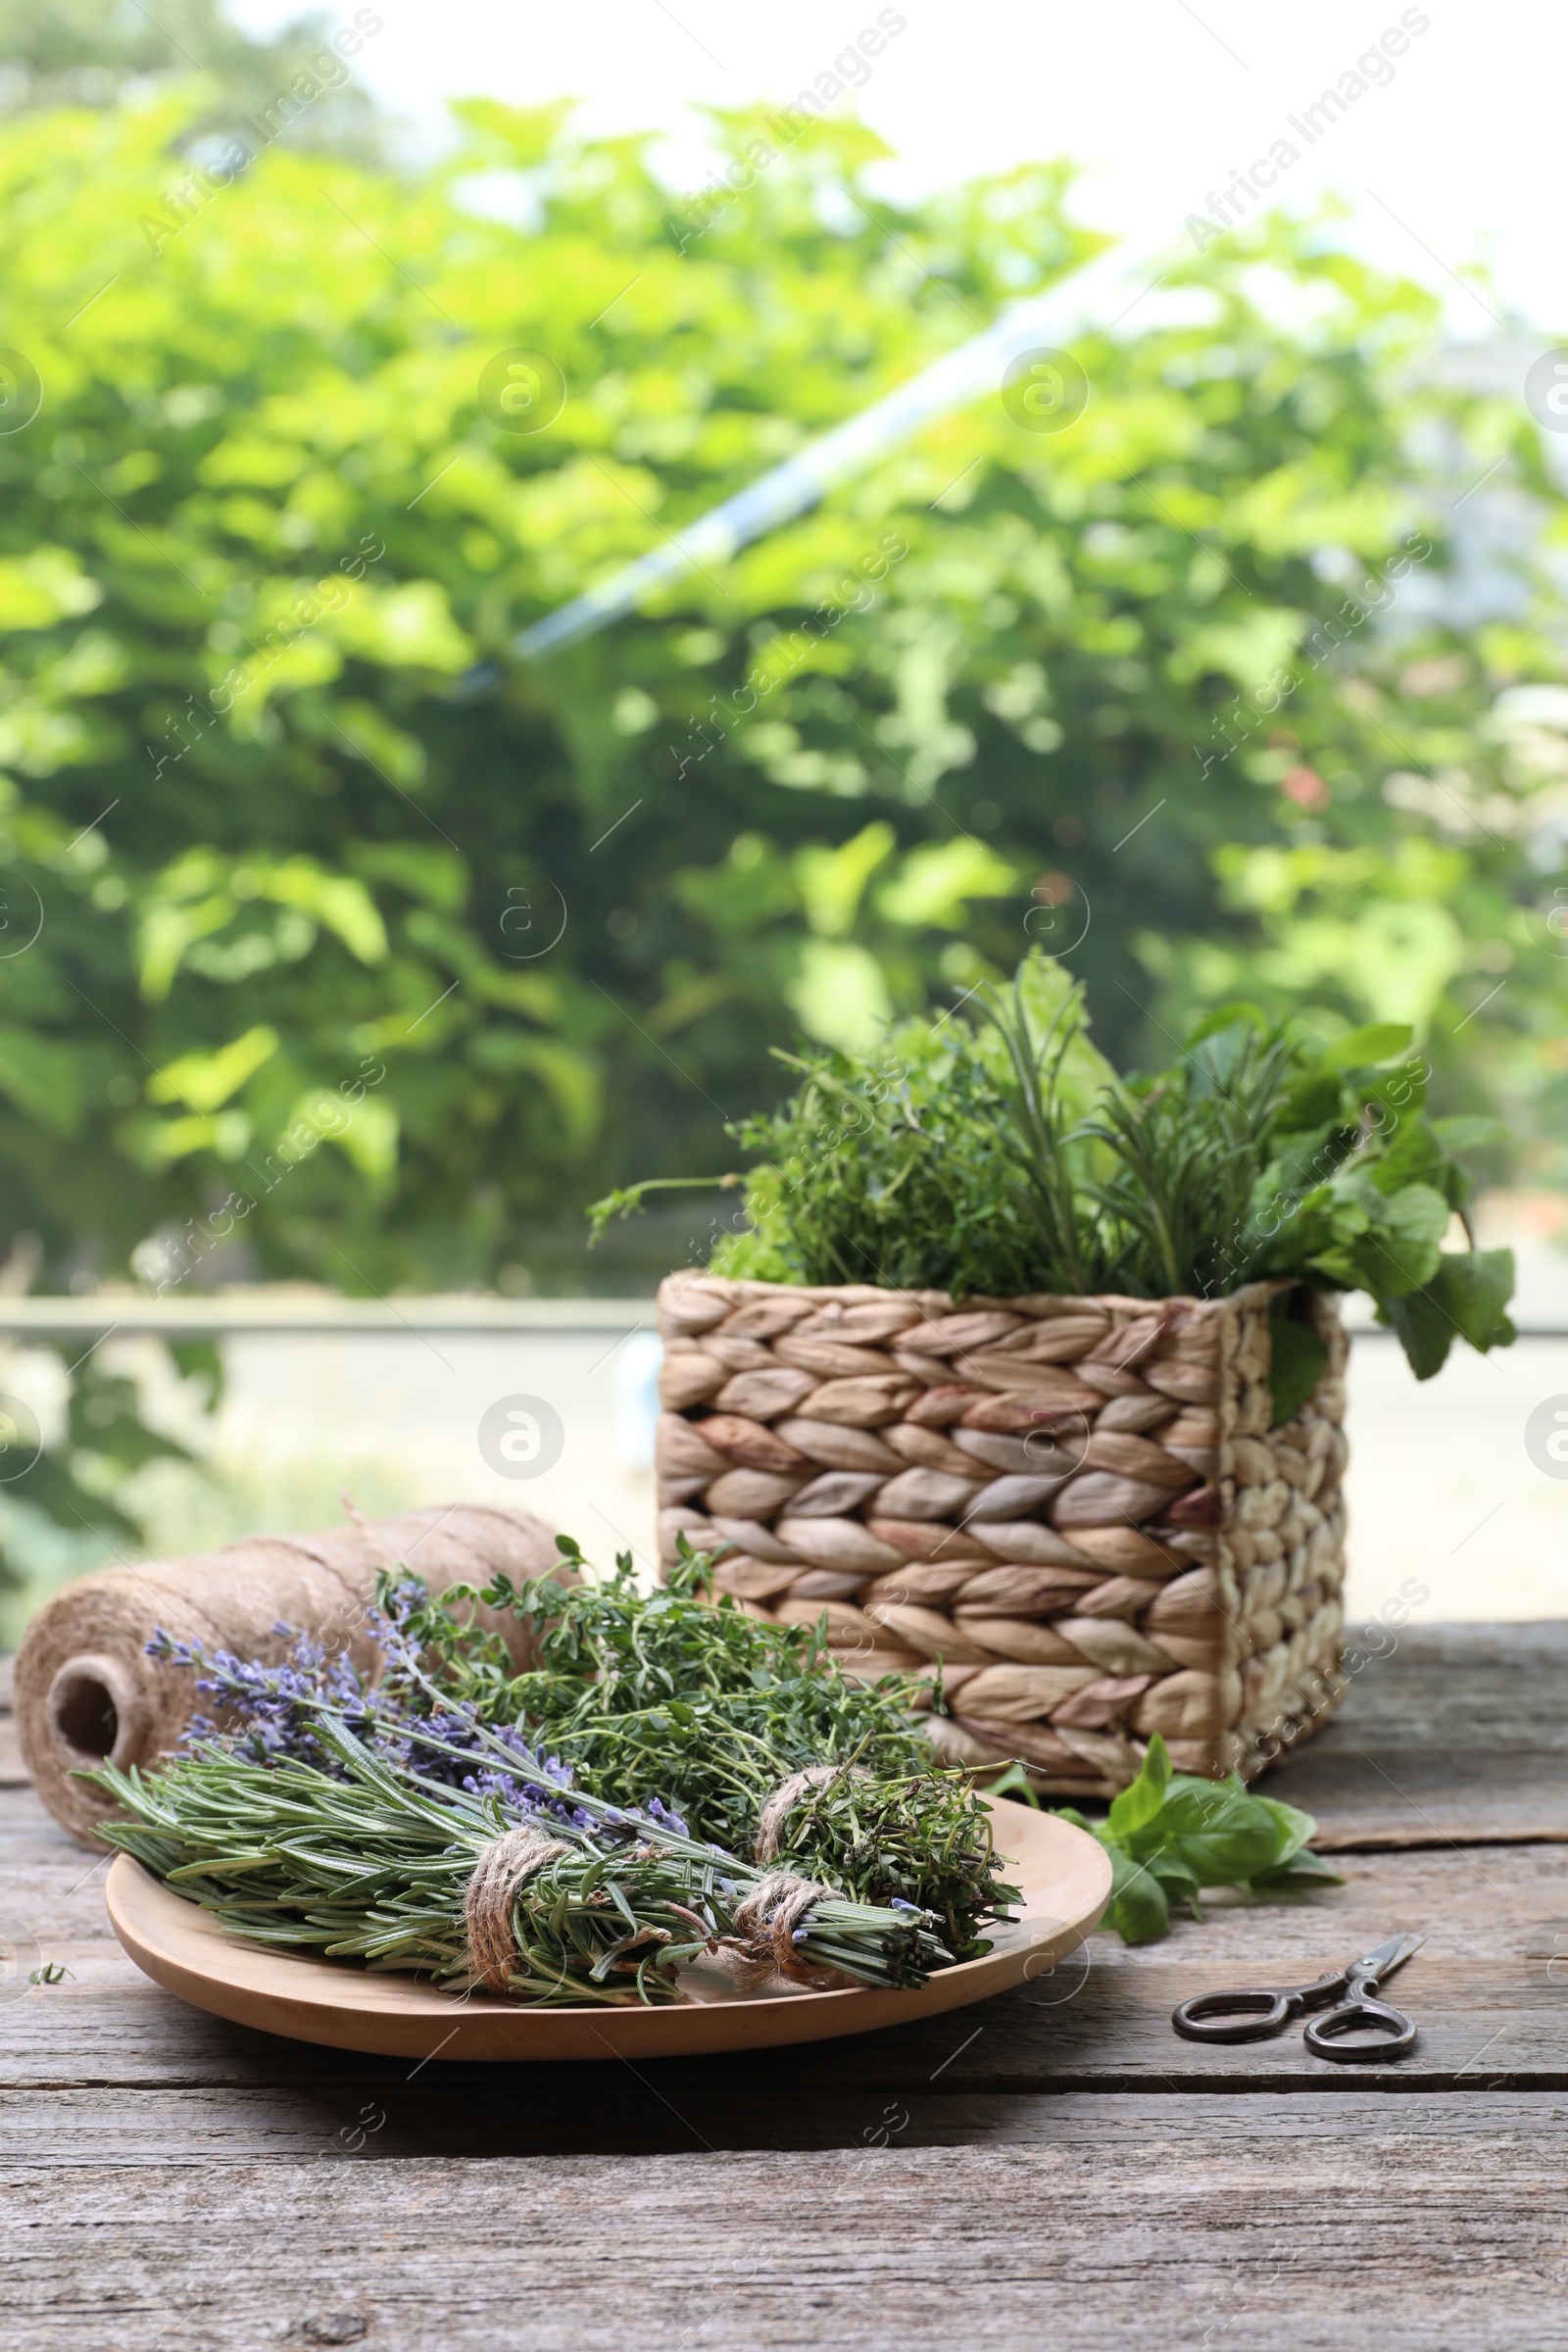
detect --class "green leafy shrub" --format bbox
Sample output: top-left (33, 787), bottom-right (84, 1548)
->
top-left (0, 90), bottom-right (1560, 1304)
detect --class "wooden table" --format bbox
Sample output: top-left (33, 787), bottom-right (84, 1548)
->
top-left (8, 1625), bottom-right (1568, 2350)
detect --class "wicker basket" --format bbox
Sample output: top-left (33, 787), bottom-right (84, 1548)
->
top-left (655, 1273), bottom-right (1349, 1797)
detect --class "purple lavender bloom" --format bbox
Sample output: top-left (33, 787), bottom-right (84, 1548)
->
top-left (146, 1588), bottom-right (692, 1843)
top-left (146, 1623), bottom-right (373, 1770)
top-left (642, 1794), bottom-right (691, 1838)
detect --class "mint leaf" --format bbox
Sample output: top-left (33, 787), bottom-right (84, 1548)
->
top-left (1381, 1248), bottom-right (1515, 1381)
top-left (1380, 1281), bottom-right (1457, 1379)
top-left (1431, 1247), bottom-right (1515, 1351)
top-left (1319, 1022), bottom-right (1414, 1072)
top-left (1267, 1304), bottom-right (1329, 1427)
top-left (1356, 1180), bottom-right (1450, 1297)
top-left (1363, 1112), bottom-right (1444, 1196)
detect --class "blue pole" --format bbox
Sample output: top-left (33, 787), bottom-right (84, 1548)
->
top-left (509, 240), bottom-right (1166, 662)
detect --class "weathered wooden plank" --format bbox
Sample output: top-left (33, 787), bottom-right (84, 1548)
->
top-left (8, 1770), bottom-right (1568, 2096)
top-left (8, 2101), bottom-right (1568, 2350)
top-left (0, 1968), bottom-right (1562, 2160)
top-left (0, 1964), bottom-right (1556, 2119)
top-left (7, 1847), bottom-right (1568, 2101)
top-left (1270, 1622), bottom-right (1568, 1846)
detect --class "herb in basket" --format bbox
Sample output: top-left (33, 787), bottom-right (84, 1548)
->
top-left (590, 950), bottom-right (1513, 1382)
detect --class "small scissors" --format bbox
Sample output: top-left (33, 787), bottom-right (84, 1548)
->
top-left (1171, 1934), bottom-right (1425, 2064)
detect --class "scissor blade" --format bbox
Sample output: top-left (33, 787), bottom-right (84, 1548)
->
top-left (1354, 1933), bottom-right (1426, 1982)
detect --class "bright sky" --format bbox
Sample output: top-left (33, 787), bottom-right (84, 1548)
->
top-left (230, 0), bottom-right (1557, 338)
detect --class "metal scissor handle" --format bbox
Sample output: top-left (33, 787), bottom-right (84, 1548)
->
top-left (1302, 1975), bottom-right (1418, 2064)
top-left (1172, 1970), bottom-right (1344, 2044)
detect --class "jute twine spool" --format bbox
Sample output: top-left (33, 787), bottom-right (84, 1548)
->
top-left (655, 1273), bottom-right (1351, 1797)
top-left (16, 1501), bottom-right (562, 1847)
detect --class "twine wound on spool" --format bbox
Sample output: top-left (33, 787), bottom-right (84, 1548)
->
top-left (16, 1502), bottom-right (564, 1846)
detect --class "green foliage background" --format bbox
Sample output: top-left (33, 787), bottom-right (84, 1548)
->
top-left (0, 14), bottom-right (1564, 1333)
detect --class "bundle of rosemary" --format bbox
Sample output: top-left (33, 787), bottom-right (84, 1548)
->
top-left (91, 1542), bottom-right (1020, 2004)
top-left (93, 1718), bottom-right (955, 2002)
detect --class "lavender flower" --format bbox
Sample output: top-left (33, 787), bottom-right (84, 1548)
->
top-left (146, 1625), bottom-right (371, 1768)
top-left (146, 1602), bottom-right (685, 1843)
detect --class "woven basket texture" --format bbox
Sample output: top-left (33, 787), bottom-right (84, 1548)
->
top-left (656, 1273), bottom-right (1348, 1796)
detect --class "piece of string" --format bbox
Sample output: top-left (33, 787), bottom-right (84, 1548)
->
top-left (720, 1763), bottom-right (877, 1990)
top-left (464, 1824), bottom-right (569, 1993)
top-left (464, 1765), bottom-right (874, 1999)
top-left (753, 1762), bottom-right (873, 1864)
top-left (720, 1870), bottom-right (846, 1991)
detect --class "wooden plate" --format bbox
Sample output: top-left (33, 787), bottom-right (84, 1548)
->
top-left (104, 1796), bottom-right (1111, 2061)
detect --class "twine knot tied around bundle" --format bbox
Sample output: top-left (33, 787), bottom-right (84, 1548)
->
top-left (463, 1824), bottom-right (568, 1994)
top-left (717, 1762), bottom-right (877, 1990)
top-left (722, 1870), bottom-right (843, 1990)
top-left (464, 1762), bottom-right (876, 2001)
top-left (753, 1762), bottom-right (872, 1864)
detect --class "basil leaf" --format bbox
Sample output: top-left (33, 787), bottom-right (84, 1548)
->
top-left (1107, 1731), bottom-right (1171, 1839)
top-left (1250, 1849), bottom-right (1345, 1888)
top-left (1105, 1851), bottom-right (1170, 1944)
top-left (1250, 1793), bottom-right (1319, 1872)
top-left (1156, 1782), bottom-right (1287, 1885)
top-left (1146, 1852), bottom-right (1200, 1892)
